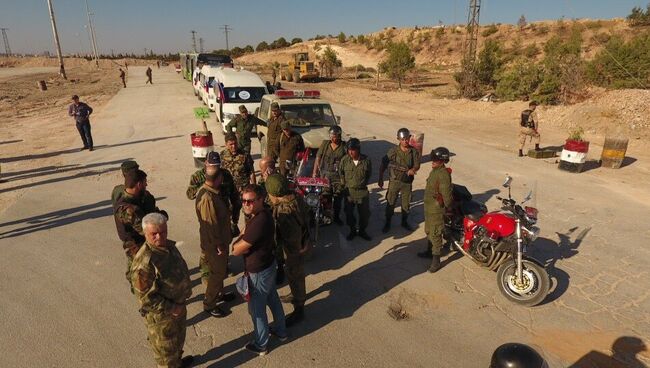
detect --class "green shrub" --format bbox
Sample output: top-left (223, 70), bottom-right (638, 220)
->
top-left (378, 41), bottom-right (415, 89)
top-left (591, 33), bottom-right (611, 44)
top-left (496, 57), bottom-right (543, 100)
top-left (535, 25), bottom-right (550, 36)
top-left (476, 39), bottom-right (504, 88)
top-left (585, 20), bottom-right (603, 29)
top-left (523, 43), bottom-right (540, 58)
top-left (481, 24), bottom-right (499, 37)
top-left (627, 3), bottom-right (650, 26)
top-left (435, 27), bottom-right (445, 39)
top-left (586, 33), bottom-right (650, 88)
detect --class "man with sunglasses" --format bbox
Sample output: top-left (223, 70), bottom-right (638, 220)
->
top-left (378, 128), bottom-right (420, 233)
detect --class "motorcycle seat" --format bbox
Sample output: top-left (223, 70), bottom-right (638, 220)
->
top-left (461, 200), bottom-right (487, 221)
top-left (466, 212), bottom-right (483, 222)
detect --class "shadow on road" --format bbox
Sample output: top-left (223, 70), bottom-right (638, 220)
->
top-left (0, 159), bottom-right (127, 183)
top-left (569, 336), bottom-right (648, 368)
top-left (0, 166), bottom-right (121, 194)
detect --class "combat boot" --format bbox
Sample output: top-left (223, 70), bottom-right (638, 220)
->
top-left (417, 248), bottom-right (433, 259)
top-left (428, 255), bottom-right (442, 273)
top-left (346, 228), bottom-right (357, 241)
top-left (518, 149), bottom-right (524, 157)
top-left (535, 144), bottom-right (540, 151)
top-left (285, 305), bottom-right (305, 327)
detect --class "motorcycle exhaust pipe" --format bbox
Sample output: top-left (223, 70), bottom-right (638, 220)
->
top-left (453, 241), bottom-right (482, 266)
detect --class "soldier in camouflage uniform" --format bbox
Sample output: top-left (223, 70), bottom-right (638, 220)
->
top-left (278, 120), bottom-right (305, 176)
top-left (266, 102), bottom-right (285, 159)
top-left (420, 147), bottom-right (453, 273)
top-left (111, 160), bottom-right (159, 214)
top-left (378, 128), bottom-right (420, 233)
top-left (266, 174), bottom-right (310, 327)
top-left (339, 138), bottom-right (372, 241)
top-left (225, 105), bottom-right (266, 155)
top-left (313, 125), bottom-right (346, 225)
top-left (131, 213), bottom-right (193, 368)
top-left (220, 133), bottom-right (255, 235)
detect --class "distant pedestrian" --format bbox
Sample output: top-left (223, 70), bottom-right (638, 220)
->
top-left (146, 67), bottom-right (153, 84)
top-left (124, 61), bottom-right (128, 70)
top-left (232, 184), bottom-right (287, 356)
top-left (519, 101), bottom-right (541, 157)
top-left (156, 60), bottom-right (161, 69)
top-left (119, 68), bottom-right (126, 88)
top-left (271, 68), bottom-right (277, 84)
top-left (265, 81), bottom-right (274, 93)
top-left (68, 95), bottom-right (94, 151)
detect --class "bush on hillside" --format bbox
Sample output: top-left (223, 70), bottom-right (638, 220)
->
top-left (586, 33), bottom-right (650, 89)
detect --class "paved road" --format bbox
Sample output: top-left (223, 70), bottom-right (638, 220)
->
top-left (1, 67), bottom-right (648, 367)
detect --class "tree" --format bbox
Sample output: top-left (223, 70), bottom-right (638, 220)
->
top-left (256, 41), bottom-right (269, 52)
top-left (495, 57), bottom-right (543, 100)
top-left (291, 37), bottom-right (303, 45)
top-left (320, 46), bottom-right (342, 78)
top-left (586, 33), bottom-right (650, 89)
top-left (243, 45), bottom-right (254, 54)
top-left (627, 3), bottom-right (650, 26)
top-left (517, 15), bottom-right (527, 29)
top-left (476, 39), bottom-right (504, 88)
top-left (378, 41), bottom-right (416, 89)
top-left (337, 32), bottom-right (347, 43)
top-left (270, 37), bottom-right (290, 49)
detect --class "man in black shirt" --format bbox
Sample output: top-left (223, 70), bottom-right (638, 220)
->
top-left (232, 184), bottom-right (287, 356)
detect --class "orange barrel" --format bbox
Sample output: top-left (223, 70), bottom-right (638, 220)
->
top-left (409, 130), bottom-right (424, 158)
top-left (190, 131), bottom-right (214, 160)
top-left (600, 137), bottom-right (628, 169)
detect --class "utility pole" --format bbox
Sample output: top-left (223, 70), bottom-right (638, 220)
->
top-left (191, 30), bottom-right (197, 53)
top-left (1, 28), bottom-right (11, 56)
top-left (46, 0), bottom-right (66, 79)
top-left (85, 0), bottom-right (99, 67)
top-left (458, 0), bottom-right (481, 97)
top-left (220, 25), bottom-right (232, 51)
top-left (199, 37), bottom-right (204, 53)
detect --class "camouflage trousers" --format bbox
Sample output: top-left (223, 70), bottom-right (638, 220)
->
top-left (284, 247), bottom-right (306, 307)
top-left (143, 306), bottom-right (187, 368)
top-left (424, 212), bottom-right (445, 256)
top-left (385, 181), bottom-right (412, 219)
top-left (519, 127), bottom-right (540, 150)
top-left (199, 248), bottom-right (229, 311)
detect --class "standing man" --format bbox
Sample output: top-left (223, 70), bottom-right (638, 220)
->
top-left (131, 213), bottom-right (194, 368)
top-left (232, 184), bottom-right (287, 356)
top-left (339, 138), bottom-right (372, 241)
top-left (266, 102), bottom-right (285, 159)
top-left (519, 101), bottom-right (541, 157)
top-left (226, 105), bottom-right (265, 155)
top-left (119, 68), bottom-right (126, 88)
top-left (378, 128), bottom-right (420, 233)
top-left (111, 160), bottom-right (159, 214)
top-left (68, 95), bottom-right (94, 151)
top-left (271, 68), bottom-right (277, 85)
top-left (195, 152), bottom-right (236, 318)
top-left (266, 174), bottom-right (309, 326)
top-left (312, 125), bottom-right (346, 225)
top-left (221, 133), bottom-right (255, 235)
top-left (278, 120), bottom-right (305, 176)
top-left (258, 156), bottom-right (276, 186)
top-left (146, 66), bottom-right (153, 84)
top-left (420, 147), bottom-right (453, 273)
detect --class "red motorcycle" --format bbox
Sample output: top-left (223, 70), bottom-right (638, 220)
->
top-left (446, 176), bottom-right (550, 307)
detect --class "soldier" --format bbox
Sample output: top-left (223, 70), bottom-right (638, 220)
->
top-left (146, 66), bottom-right (153, 84)
top-left (278, 120), bottom-right (305, 176)
top-left (339, 138), bottom-right (372, 241)
top-left (266, 102), bottom-right (285, 159)
top-left (111, 160), bottom-right (159, 214)
top-left (420, 147), bottom-right (453, 273)
top-left (258, 156), bottom-right (277, 186)
top-left (225, 105), bottom-right (265, 155)
top-left (266, 174), bottom-right (309, 327)
top-left (68, 95), bottom-right (94, 151)
top-left (519, 101), bottom-right (541, 157)
top-left (119, 68), bottom-right (126, 88)
top-left (312, 125), bottom-right (346, 225)
top-left (195, 152), bottom-right (236, 318)
top-left (131, 213), bottom-right (194, 368)
top-left (220, 133), bottom-right (255, 191)
top-left (271, 68), bottom-right (277, 85)
top-left (378, 128), bottom-right (421, 233)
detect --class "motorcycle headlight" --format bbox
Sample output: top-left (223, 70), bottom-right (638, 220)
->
top-left (303, 186), bottom-right (312, 194)
top-left (314, 186), bottom-right (322, 194)
top-left (522, 226), bottom-right (540, 242)
top-left (305, 193), bottom-right (319, 207)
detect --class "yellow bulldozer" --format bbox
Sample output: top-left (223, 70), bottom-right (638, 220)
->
top-left (282, 52), bottom-right (319, 82)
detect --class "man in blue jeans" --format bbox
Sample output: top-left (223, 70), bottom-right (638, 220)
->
top-left (232, 184), bottom-right (287, 356)
top-left (68, 95), bottom-right (94, 151)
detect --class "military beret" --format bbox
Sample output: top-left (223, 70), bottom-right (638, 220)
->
top-left (206, 151), bottom-right (221, 166)
top-left (265, 173), bottom-right (289, 196)
top-left (271, 102), bottom-right (280, 111)
top-left (238, 105), bottom-right (248, 113)
top-left (224, 132), bottom-right (238, 142)
top-left (121, 160), bottom-right (139, 172)
top-left (280, 120), bottom-right (291, 130)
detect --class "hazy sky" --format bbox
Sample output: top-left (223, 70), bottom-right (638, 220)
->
top-left (0, 0), bottom-right (645, 55)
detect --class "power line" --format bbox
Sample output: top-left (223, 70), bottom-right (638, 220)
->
top-left (46, 0), bottom-right (66, 79)
top-left (0, 28), bottom-right (11, 56)
top-left (191, 30), bottom-right (197, 53)
top-left (84, 0), bottom-right (99, 67)
top-left (219, 25), bottom-right (232, 51)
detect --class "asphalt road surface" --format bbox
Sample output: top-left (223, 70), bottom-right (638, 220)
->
top-left (1, 67), bottom-right (648, 367)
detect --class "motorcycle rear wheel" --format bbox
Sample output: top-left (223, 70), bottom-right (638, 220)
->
top-left (496, 259), bottom-right (549, 307)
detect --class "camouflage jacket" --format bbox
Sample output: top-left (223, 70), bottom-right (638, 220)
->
top-left (424, 165), bottom-right (453, 214)
top-left (220, 148), bottom-right (254, 190)
top-left (131, 241), bottom-right (192, 315)
top-left (382, 145), bottom-right (420, 182)
top-left (111, 184), bottom-right (158, 213)
top-left (114, 191), bottom-right (146, 256)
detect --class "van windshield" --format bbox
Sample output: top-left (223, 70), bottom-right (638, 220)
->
top-left (281, 104), bottom-right (336, 126)
top-left (223, 87), bottom-right (266, 103)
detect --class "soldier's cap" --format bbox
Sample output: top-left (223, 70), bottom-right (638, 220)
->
top-left (206, 151), bottom-right (221, 166)
top-left (280, 120), bottom-right (292, 130)
top-left (270, 102), bottom-right (280, 111)
top-left (265, 173), bottom-right (289, 196)
top-left (239, 105), bottom-right (248, 113)
top-left (224, 132), bottom-right (238, 143)
top-left (120, 160), bottom-right (139, 172)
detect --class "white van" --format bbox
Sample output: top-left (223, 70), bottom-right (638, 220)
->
top-left (198, 65), bottom-right (220, 110)
top-left (212, 67), bottom-right (268, 132)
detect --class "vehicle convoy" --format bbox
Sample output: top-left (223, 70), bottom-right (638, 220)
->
top-left (446, 176), bottom-right (550, 307)
top-left (282, 52), bottom-right (319, 82)
top-left (212, 67), bottom-right (268, 132)
top-left (256, 90), bottom-right (341, 155)
top-left (180, 52), bottom-right (233, 81)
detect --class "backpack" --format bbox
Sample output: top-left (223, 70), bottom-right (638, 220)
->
top-left (520, 109), bottom-right (534, 128)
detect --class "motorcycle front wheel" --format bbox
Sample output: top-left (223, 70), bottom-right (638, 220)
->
top-left (496, 259), bottom-right (549, 307)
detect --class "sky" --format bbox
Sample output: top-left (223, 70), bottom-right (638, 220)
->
top-left (0, 0), bottom-right (646, 55)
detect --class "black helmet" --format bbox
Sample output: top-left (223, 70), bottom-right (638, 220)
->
top-left (490, 343), bottom-right (547, 368)
top-left (397, 128), bottom-right (411, 140)
top-left (346, 138), bottom-right (361, 151)
top-left (329, 126), bottom-right (342, 136)
top-left (431, 147), bottom-right (451, 163)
